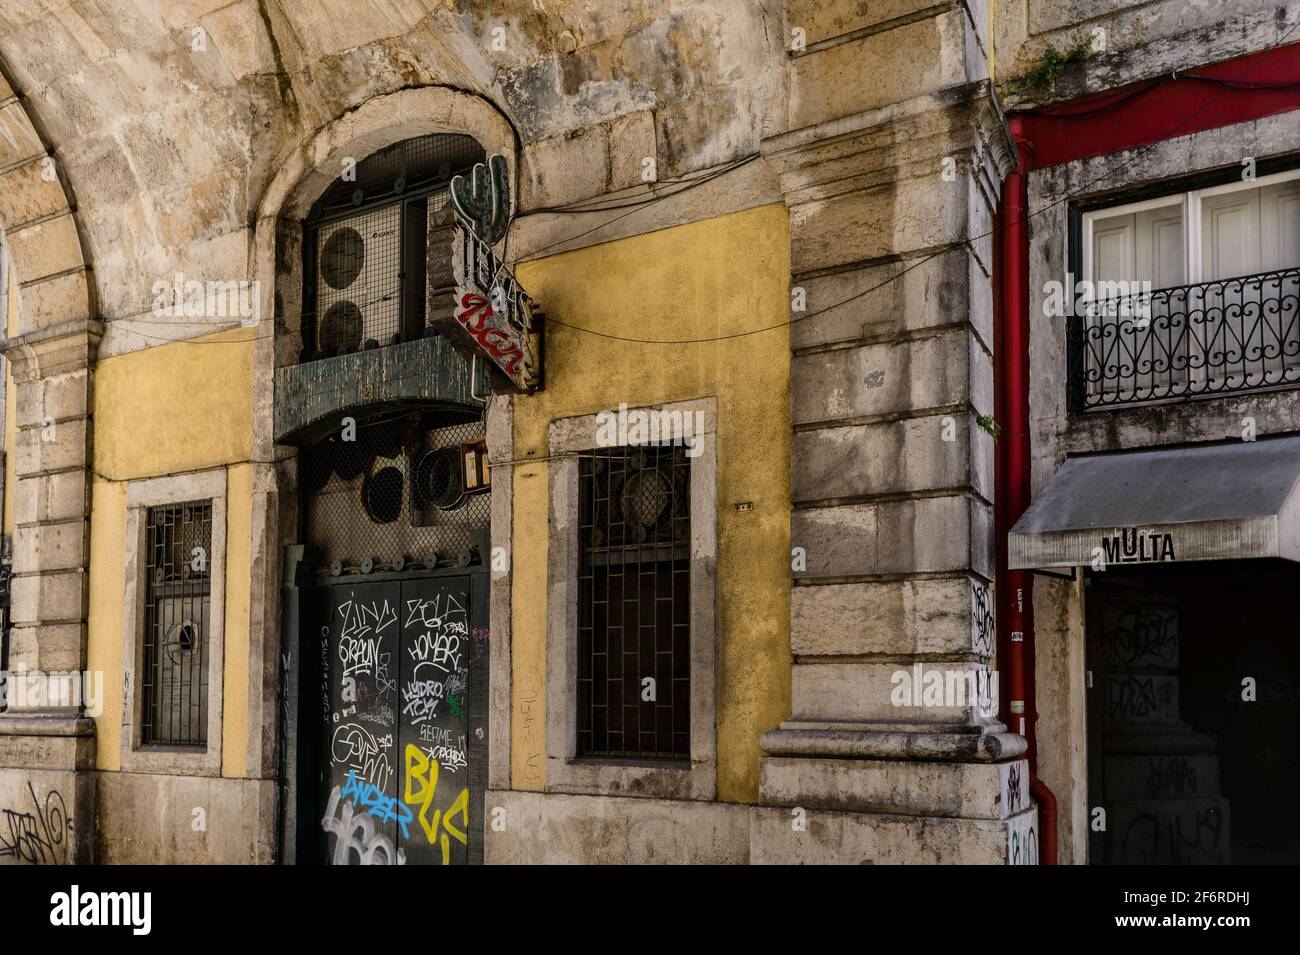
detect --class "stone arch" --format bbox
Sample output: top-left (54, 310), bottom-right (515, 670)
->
top-left (0, 65), bottom-right (99, 694)
top-left (0, 71), bottom-right (96, 341)
top-left (250, 85), bottom-right (519, 454)
top-left (257, 85), bottom-right (518, 226)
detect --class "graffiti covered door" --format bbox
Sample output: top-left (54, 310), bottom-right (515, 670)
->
top-left (318, 575), bottom-right (487, 865)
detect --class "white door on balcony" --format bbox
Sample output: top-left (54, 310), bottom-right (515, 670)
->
top-left (1087, 200), bottom-right (1186, 402)
top-left (1200, 179), bottom-right (1300, 387)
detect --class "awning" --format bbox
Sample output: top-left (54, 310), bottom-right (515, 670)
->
top-left (1009, 436), bottom-right (1300, 569)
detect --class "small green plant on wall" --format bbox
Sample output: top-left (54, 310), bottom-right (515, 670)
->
top-left (1022, 37), bottom-right (1095, 95)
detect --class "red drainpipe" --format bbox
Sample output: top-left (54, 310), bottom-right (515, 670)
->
top-left (996, 116), bottom-right (1058, 865)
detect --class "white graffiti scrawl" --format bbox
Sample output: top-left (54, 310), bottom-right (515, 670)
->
top-left (336, 595), bottom-right (398, 678)
top-left (321, 784), bottom-right (405, 865)
top-left (401, 592), bottom-right (469, 726)
top-left (331, 722), bottom-right (394, 792)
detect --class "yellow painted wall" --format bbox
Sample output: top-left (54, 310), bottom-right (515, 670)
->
top-left (93, 327), bottom-right (253, 482)
top-left (221, 463), bottom-right (253, 778)
top-left (85, 479), bottom-right (126, 770)
top-left (509, 203), bottom-right (792, 803)
top-left (86, 327), bottom-right (256, 774)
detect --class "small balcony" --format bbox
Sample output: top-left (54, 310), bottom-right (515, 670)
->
top-left (1069, 267), bottom-right (1300, 410)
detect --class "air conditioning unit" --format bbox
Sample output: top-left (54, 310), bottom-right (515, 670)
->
top-left (314, 203), bottom-right (402, 356)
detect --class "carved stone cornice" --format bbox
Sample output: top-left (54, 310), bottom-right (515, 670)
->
top-left (760, 79), bottom-right (1017, 209)
top-left (0, 317), bottom-right (105, 382)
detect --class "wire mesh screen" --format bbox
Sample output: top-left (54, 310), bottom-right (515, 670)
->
top-left (312, 134), bottom-right (484, 217)
top-left (302, 133), bottom-right (484, 363)
top-left (577, 446), bottom-right (691, 760)
top-left (302, 408), bottom-right (490, 574)
top-left (142, 500), bottom-right (212, 746)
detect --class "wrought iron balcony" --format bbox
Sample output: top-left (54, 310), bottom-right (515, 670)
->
top-left (1069, 267), bottom-right (1300, 410)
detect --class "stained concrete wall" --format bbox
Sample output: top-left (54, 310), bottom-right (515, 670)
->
top-left (95, 772), bottom-right (275, 864)
top-left (486, 790), bottom-right (751, 864)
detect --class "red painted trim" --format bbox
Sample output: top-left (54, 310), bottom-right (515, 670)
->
top-left (1013, 42), bottom-right (1300, 170)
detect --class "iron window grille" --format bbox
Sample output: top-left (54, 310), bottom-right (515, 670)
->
top-left (141, 500), bottom-right (213, 747)
top-left (577, 445), bottom-right (691, 760)
top-left (301, 134), bottom-right (484, 363)
top-left (1069, 267), bottom-right (1300, 409)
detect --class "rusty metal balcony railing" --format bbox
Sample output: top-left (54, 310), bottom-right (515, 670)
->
top-left (1069, 267), bottom-right (1300, 410)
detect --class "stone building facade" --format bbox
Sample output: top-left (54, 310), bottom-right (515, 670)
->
top-left (0, 0), bottom-right (1294, 865)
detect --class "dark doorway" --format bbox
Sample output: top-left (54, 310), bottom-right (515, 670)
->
top-left (1086, 560), bottom-right (1300, 864)
top-left (307, 570), bottom-right (490, 865)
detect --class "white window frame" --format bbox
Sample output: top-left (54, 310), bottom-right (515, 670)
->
top-left (1079, 167), bottom-right (1300, 400)
top-left (1080, 167), bottom-right (1300, 289)
top-left (119, 468), bottom-right (227, 776)
top-left (544, 397), bottom-right (718, 801)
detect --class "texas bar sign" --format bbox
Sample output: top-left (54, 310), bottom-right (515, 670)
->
top-left (435, 156), bottom-right (543, 394)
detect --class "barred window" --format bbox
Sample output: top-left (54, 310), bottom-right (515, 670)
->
top-left (577, 446), bottom-right (690, 760)
top-left (142, 500), bottom-right (213, 746)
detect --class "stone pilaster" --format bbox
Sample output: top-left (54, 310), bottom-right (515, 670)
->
top-left (0, 315), bottom-right (100, 865)
top-left (753, 0), bottom-right (1032, 863)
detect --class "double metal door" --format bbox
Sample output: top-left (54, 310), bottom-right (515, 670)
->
top-left (317, 574), bottom-right (488, 865)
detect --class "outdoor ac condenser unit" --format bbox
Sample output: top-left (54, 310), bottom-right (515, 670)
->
top-left (314, 203), bottom-right (402, 355)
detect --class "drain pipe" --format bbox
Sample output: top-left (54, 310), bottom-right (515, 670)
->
top-left (997, 117), bottom-right (1058, 864)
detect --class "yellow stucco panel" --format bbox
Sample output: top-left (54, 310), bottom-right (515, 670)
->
top-left (509, 203), bottom-right (793, 803)
top-left (86, 478), bottom-right (127, 770)
top-left (85, 330), bottom-right (256, 777)
top-left (221, 463), bottom-right (253, 778)
top-left (92, 326), bottom-right (254, 481)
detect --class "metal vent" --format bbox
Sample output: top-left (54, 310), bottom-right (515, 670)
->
top-left (301, 134), bottom-right (485, 364)
top-left (302, 409), bottom-right (489, 574)
top-left (313, 203), bottom-right (402, 356)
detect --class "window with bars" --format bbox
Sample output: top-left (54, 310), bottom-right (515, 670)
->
top-left (142, 500), bottom-right (213, 747)
top-left (577, 446), bottom-right (691, 760)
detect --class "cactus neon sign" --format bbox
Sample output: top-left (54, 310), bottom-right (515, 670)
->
top-left (438, 156), bottom-right (543, 393)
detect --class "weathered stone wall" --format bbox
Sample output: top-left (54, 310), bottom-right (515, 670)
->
top-left (997, 0), bottom-right (1300, 105)
top-left (750, 0), bottom-right (1036, 864)
top-left (95, 772), bottom-right (275, 864)
top-left (0, 0), bottom-right (787, 357)
top-left (1, 0), bottom-right (1272, 865)
top-left (0, 0), bottom-right (794, 866)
